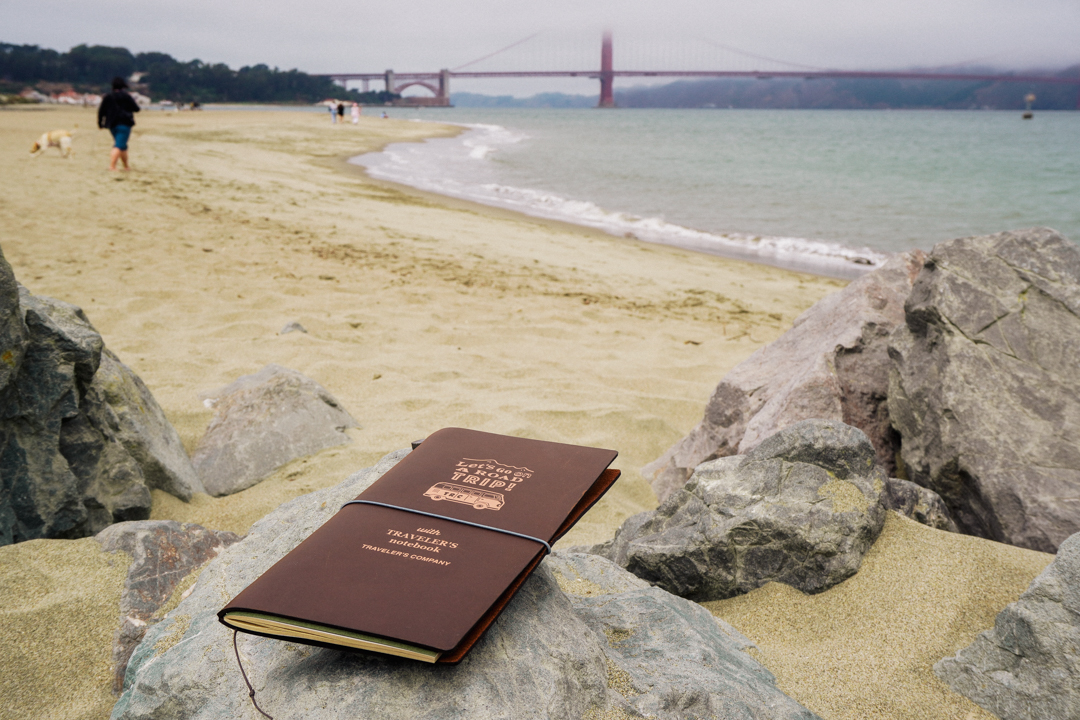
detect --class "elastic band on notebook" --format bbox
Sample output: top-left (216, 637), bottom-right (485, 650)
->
top-left (340, 500), bottom-right (552, 555)
top-left (233, 629), bottom-right (274, 719)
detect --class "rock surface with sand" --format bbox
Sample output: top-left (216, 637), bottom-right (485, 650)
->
top-left (644, 251), bottom-right (924, 502)
top-left (935, 530), bottom-right (1080, 719)
top-left (598, 420), bottom-right (889, 601)
top-left (0, 246), bottom-right (203, 546)
top-left (90, 347), bottom-right (206, 501)
top-left (113, 450), bottom-right (819, 720)
top-left (551, 553), bottom-right (820, 720)
top-left (889, 227), bottom-right (1080, 552)
top-left (96, 520), bottom-right (241, 693)
top-left (0, 243), bottom-right (22, 390)
top-left (192, 363), bottom-right (359, 496)
top-left (879, 476), bottom-right (957, 532)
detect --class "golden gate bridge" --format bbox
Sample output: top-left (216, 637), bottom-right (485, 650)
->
top-left (323, 32), bottom-right (1080, 109)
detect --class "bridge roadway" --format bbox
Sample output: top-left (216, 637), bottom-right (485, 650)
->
top-left (325, 68), bottom-right (1080, 108)
top-left (329, 69), bottom-right (1080, 85)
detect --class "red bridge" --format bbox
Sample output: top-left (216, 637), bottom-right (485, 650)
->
top-left (325, 33), bottom-right (1080, 108)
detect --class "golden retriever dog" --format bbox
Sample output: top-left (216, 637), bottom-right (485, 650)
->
top-left (30, 129), bottom-right (75, 158)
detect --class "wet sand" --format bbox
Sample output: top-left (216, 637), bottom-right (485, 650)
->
top-left (0, 105), bottom-right (1050, 719)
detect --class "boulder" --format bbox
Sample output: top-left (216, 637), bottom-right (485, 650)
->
top-left (1, 287), bottom-right (101, 544)
top-left (90, 350), bottom-right (204, 502)
top-left (888, 228), bottom-right (1080, 552)
top-left (192, 364), bottom-right (359, 496)
top-left (880, 477), bottom-right (957, 532)
top-left (934, 531), bottom-right (1080, 719)
top-left (0, 244), bottom-right (25, 392)
top-left (550, 553), bottom-right (818, 720)
top-left (0, 250), bottom-right (202, 545)
top-left (96, 520), bottom-right (242, 693)
top-left (645, 251), bottom-right (924, 503)
top-left (597, 420), bottom-right (888, 601)
top-left (112, 450), bottom-right (820, 720)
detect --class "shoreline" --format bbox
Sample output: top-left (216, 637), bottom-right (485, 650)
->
top-left (75, 101), bottom-right (884, 281)
top-left (347, 120), bottom-right (887, 281)
top-left (329, 147), bottom-right (848, 282)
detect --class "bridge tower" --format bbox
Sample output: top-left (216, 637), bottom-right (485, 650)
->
top-left (598, 31), bottom-right (615, 108)
top-left (384, 69), bottom-right (395, 94)
top-left (439, 68), bottom-right (451, 103)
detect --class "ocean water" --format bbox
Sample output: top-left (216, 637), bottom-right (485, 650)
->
top-left (352, 108), bottom-right (1080, 278)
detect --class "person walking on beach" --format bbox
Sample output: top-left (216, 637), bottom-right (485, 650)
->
top-left (337, 102), bottom-right (345, 123)
top-left (97, 76), bottom-right (140, 171)
top-left (329, 103), bottom-right (336, 123)
top-left (351, 102), bottom-right (360, 124)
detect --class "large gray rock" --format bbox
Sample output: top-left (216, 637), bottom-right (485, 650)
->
top-left (112, 450), bottom-right (820, 720)
top-left (0, 246), bottom-right (201, 546)
top-left (549, 553), bottom-right (818, 720)
top-left (888, 228), bottom-right (1080, 552)
top-left (645, 251), bottom-right (924, 503)
top-left (598, 420), bottom-right (888, 601)
top-left (90, 350), bottom-right (204, 502)
top-left (881, 476), bottom-right (958, 533)
top-left (192, 364), bottom-right (359, 496)
top-left (1, 288), bottom-right (101, 544)
top-left (0, 244), bottom-right (24, 392)
top-left (935, 531), bottom-right (1080, 719)
top-left (96, 520), bottom-right (242, 693)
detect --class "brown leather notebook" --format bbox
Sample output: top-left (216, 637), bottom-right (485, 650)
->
top-left (219, 428), bottom-right (619, 663)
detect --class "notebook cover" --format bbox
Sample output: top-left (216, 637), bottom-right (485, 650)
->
top-left (219, 428), bottom-right (619, 662)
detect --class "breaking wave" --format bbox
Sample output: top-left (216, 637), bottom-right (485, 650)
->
top-left (351, 122), bottom-right (888, 279)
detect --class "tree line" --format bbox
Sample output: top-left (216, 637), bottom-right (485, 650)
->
top-left (0, 42), bottom-right (397, 104)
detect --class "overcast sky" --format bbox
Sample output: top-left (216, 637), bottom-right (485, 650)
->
top-left (5, 0), bottom-right (1078, 96)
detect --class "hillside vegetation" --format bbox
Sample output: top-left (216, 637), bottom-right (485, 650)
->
top-left (0, 42), bottom-right (395, 104)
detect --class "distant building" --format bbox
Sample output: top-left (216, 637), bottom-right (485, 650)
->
top-left (17, 88), bottom-right (104, 106)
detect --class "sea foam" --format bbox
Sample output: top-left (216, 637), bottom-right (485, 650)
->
top-left (351, 123), bottom-right (888, 279)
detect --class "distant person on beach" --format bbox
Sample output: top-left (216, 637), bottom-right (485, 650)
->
top-left (337, 103), bottom-right (345, 123)
top-left (329, 104), bottom-right (336, 123)
top-left (97, 76), bottom-right (140, 171)
top-left (351, 102), bottom-right (360, 124)
top-left (381, 111), bottom-right (388, 119)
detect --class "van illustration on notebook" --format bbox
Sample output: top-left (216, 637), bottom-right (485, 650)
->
top-left (424, 482), bottom-right (505, 510)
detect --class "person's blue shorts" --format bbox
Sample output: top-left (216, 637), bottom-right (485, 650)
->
top-left (110, 125), bottom-right (132, 151)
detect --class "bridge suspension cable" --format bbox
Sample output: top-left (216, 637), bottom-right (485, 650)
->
top-left (452, 33), bottom-right (542, 72)
top-left (695, 37), bottom-right (829, 72)
top-left (695, 38), bottom-right (1017, 76)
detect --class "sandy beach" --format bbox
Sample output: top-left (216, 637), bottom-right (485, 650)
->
top-left (0, 105), bottom-right (1053, 720)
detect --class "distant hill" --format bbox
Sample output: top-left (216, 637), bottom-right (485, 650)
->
top-left (453, 70), bottom-right (1079, 111)
top-left (614, 71), bottom-right (1080, 110)
top-left (0, 42), bottom-right (396, 104)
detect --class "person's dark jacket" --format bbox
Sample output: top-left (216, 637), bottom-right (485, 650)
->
top-left (97, 90), bottom-right (140, 130)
